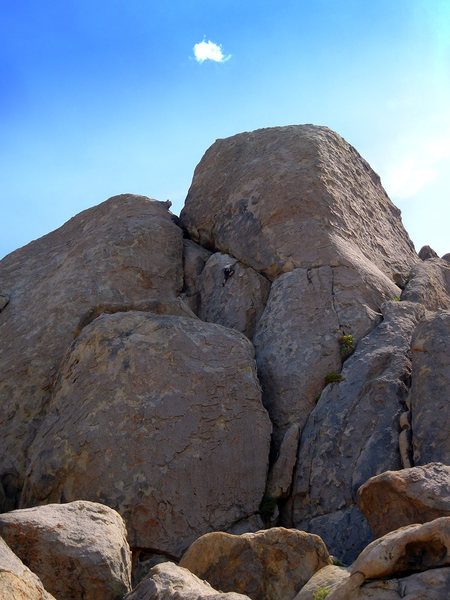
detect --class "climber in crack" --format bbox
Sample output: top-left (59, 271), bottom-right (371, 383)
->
top-left (222, 260), bottom-right (238, 286)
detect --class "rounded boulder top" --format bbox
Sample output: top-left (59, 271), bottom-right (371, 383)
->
top-left (180, 125), bottom-right (417, 280)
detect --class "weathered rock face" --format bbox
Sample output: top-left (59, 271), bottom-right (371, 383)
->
top-left (254, 264), bottom-right (398, 449)
top-left (409, 310), bottom-right (450, 465)
top-left (0, 501), bottom-right (131, 600)
top-left (124, 561), bottom-right (252, 600)
top-left (290, 301), bottom-right (425, 562)
top-left (0, 194), bottom-right (184, 510)
top-left (401, 258), bottom-right (450, 310)
top-left (180, 125), bottom-right (417, 280)
top-left (357, 463), bottom-right (450, 538)
top-left (21, 312), bottom-right (271, 556)
top-left (326, 517), bottom-right (450, 600)
top-left (0, 536), bottom-right (56, 600)
top-left (179, 528), bottom-right (331, 600)
top-left (198, 253), bottom-right (271, 339)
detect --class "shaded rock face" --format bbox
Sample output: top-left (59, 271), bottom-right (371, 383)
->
top-left (181, 239), bottom-right (212, 314)
top-left (180, 125), bottom-right (417, 280)
top-left (179, 528), bottom-right (331, 600)
top-left (0, 536), bottom-right (56, 600)
top-left (409, 310), bottom-right (450, 465)
top-left (254, 264), bottom-right (397, 450)
top-left (357, 463), bottom-right (450, 538)
top-left (124, 561), bottom-right (251, 600)
top-left (0, 194), bottom-right (183, 510)
top-left (21, 311), bottom-right (271, 556)
top-left (290, 301), bottom-right (425, 563)
top-left (0, 501), bottom-right (132, 600)
top-left (199, 253), bottom-right (271, 339)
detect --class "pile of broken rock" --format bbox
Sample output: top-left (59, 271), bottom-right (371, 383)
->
top-left (1, 125), bottom-right (449, 599)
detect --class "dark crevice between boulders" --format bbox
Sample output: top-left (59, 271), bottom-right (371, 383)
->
top-left (132, 548), bottom-right (179, 588)
top-left (398, 365), bottom-right (414, 469)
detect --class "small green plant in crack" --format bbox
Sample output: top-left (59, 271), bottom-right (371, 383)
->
top-left (259, 495), bottom-right (277, 520)
top-left (313, 588), bottom-right (329, 599)
top-left (393, 297), bottom-right (401, 301)
top-left (338, 334), bottom-right (355, 359)
top-left (315, 393), bottom-right (321, 404)
top-left (324, 372), bottom-right (343, 385)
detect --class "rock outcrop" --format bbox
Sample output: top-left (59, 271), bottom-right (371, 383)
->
top-left (180, 528), bottom-right (331, 600)
top-left (0, 536), bottom-right (56, 599)
top-left (357, 463), bottom-right (450, 538)
top-left (0, 194), bottom-right (184, 511)
top-left (1, 123), bottom-right (449, 597)
top-left (0, 501), bottom-right (131, 600)
top-left (21, 312), bottom-right (271, 556)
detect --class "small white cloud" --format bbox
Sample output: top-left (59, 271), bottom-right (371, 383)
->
top-left (193, 40), bottom-right (231, 63)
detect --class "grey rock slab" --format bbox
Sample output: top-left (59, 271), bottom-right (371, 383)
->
top-left (199, 252), bottom-right (271, 338)
top-left (0, 194), bottom-right (184, 510)
top-left (124, 561), bottom-right (251, 600)
top-left (401, 258), bottom-right (450, 310)
top-left (253, 264), bottom-right (398, 450)
top-left (21, 312), bottom-right (272, 557)
top-left (357, 463), bottom-right (450, 538)
top-left (290, 301), bottom-right (426, 562)
top-left (0, 536), bottom-right (56, 600)
top-left (0, 500), bottom-right (132, 600)
top-left (409, 309), bottom-right (450, 465)
top-left (180, 125), bottom-right (417, 280)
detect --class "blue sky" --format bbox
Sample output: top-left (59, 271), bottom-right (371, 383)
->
top-left (1, 0), bottom-right (449, 259)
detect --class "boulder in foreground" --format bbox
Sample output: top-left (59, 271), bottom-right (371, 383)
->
top-left (0, 536), bottom-right (56, 600)
top-left (124, 561), bottom-right (251, 600)
top-left (180, 527), bottom-right (331, 600)
top-left (357, 463), bottom-right (450, 538)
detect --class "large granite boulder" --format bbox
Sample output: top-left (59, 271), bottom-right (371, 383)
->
top-left (124, 562), bottom-right (251, 600)
top-left (0, 194), bottom-right (184, 511)
top-left (408, 309), bottom-right (450, 465)
top-left (179, 528), bottom-right (331, 600)
top-left (198, 253), bottom-right (271, 339)
top-left (290, 301), bottom-right (425, 562)
top-left (357, 463), bottom-right (450, 538)
top-left (254, 264), bottom-right (398, 449)
top-left (0, 536), bottom-right (56, 600)
top-left (21, 312), bottom-right (271, 556)
top-left (0, 501), bottom-right (131, 600)
top-left (180, 125), bottom-right (417, 280)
